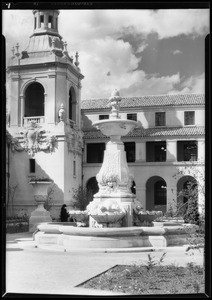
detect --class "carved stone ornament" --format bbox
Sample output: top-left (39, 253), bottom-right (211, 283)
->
top-left (96, 146), bottom-right (134, 196)
top-left (58, 104), bottom-right (66, 122)
top-left (66, 127), bottom-right (83, 156)
top-left (7, 121), bottom-right (57, 157)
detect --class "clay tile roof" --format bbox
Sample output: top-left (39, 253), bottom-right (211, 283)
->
top-left (83, 126), bottom-right (205, 139)
top-left (81, 94), bottom-right (205, 110)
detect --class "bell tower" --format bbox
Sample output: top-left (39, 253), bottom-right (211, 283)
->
top-left (6, 10), bottom-right (84, 220)
top-left (7, 9), bottom-right (84, 130)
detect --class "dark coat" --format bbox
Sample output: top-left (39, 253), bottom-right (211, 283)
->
top-left (60, 206), bottom-right (69, 222)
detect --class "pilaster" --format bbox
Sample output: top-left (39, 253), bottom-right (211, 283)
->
top-left (135, 186), bottom-right (146, 210)
top-left (166, 140), bottom-right (177, 162)
top-left (136, 141), bottom-right (146, 161)
top-left (166, 186), bottom-right (177, 212)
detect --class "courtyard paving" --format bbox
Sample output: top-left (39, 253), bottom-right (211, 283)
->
top-left (4, 232), bottom-right (204, 297)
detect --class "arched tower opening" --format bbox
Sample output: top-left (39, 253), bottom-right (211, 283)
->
top-left (24, 82), bottom-right (45, 117)
top-left (69, 87), bottom-right (77, 124)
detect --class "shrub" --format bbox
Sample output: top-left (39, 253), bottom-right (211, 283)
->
top-left (71, 186), bottom-right (93, 211)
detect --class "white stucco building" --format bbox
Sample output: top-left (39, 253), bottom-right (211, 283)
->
top-left (6, 9), bottom-right (205, 219)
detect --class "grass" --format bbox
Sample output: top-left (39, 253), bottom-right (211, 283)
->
top-left (79, 255), bottom-right (205, 295)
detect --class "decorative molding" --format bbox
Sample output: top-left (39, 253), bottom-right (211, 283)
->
top-left (66, 127), bottom-right (83, 156)
top-left (6, 121), bottom-right (57, 157)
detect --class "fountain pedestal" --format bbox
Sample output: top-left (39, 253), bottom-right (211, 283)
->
top-left (88, 90), bottom-right (138, 227)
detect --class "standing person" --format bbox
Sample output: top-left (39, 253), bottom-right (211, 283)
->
top-left (60, 204), bottom-right (69, 222)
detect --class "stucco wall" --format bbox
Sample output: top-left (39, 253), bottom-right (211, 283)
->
top-left (82, 107), bottom-right (205, 130)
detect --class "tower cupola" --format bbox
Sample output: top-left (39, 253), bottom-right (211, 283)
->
top-left (32, 10), bottom-right (61, 38)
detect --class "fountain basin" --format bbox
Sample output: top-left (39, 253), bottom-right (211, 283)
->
top-left (34, 222), bottom-right (194, 251)
top-left (93, 119), bottom-right (137, 137)
top-left (90, 212), bottom-right (125, 224)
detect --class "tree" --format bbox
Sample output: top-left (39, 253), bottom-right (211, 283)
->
top-left (173, 159), bottom-right (205, 227)
top-left (6, 183), bottom-right (18, 218)
top-left (71, 186), bottom-right (93, 211)
top-left (44, 183), bottom-right (56, 212)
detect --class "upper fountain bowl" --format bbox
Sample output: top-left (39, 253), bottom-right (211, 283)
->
top-left (93, 118), bottom-right (137, 137)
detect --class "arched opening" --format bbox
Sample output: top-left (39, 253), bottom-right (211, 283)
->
top-left (69, 87), bottom-right (77, 123)
top-left (177, 176), bottom-right (198, 217)
top-left (24, 82), bottom-right (45, 117)
top-left (146, 176), bottom-right (167, 212)
top-left (131, 180), bottom-right (136, 194)
top-left (86, 177), bottom-right (99, 197)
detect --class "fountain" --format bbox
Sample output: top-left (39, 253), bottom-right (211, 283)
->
top-left (34, 90), bottom-right (194, 251)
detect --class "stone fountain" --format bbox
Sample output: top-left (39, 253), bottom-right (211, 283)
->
top-left (87, 89), bottom-right (137, 227)
top-left (34, 90), bottom-right (195, 251)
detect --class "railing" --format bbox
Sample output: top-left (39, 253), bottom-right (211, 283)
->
top-left (23, 116), bottom-right (45, 125)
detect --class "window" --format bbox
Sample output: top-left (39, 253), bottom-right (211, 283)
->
top-left (73, 160), bottom-right (76, 176)
top-left (40, 15), bottom-right (44, 28)
top-left (99, 115), bottom-right (109, 120)
top-left (155, 112), bottom-right (166, 126)
top-left (124, 142), bottom-right (135, 162)
top-left (184, 111), bottom-right (195, 125)
top-left (177, 141), bottom-right (198, 161)
top-left (87, 143), bottom-right (105, 163)
top-left (34, 17), bottom-right (36, 29)
top-left (29, 159), bottom-right (35, 173)
top-left (146, 141), bottom-right (166, 162)
top-left (127, 114), bottom-right (137, 121)
top-left (154, 180), bottom-right (167, 205)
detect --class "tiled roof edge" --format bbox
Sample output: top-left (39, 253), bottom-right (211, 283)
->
top-left (83, 126), bottom-right (205, 139)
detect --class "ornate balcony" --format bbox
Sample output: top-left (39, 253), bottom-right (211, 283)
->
top-left (23, 116), bottom-right (45, 126)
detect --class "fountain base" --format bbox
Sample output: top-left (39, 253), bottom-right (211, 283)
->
top-left (34, 222), bottom-right (194, 251)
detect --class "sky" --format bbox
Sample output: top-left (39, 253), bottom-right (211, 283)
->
top-left (2, 8), bottom-right (210, 100)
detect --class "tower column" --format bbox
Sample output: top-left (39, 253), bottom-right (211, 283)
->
top-left (20, 95), bottom-right (24, 127)
top-left (44, 14), bottom-right (48, 28)
top-left (37, 12), bottom-right (41, 28)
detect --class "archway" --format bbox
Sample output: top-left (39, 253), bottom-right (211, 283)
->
top-left (131, 180), bottom-right (136, 194)
top-left (146, 176), bottom-right (167, 212)
top-left (25, 82), bottom-right (45, 117)
top-left (69, 87), bottom-right (77, 123)
top-left (177, 175), bottom-right (198, 216)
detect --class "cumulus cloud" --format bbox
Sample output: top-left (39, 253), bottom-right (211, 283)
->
top-left (168, 73), bottom-right (205, 94)
top-left (120, 73), bottom-right (180, 97)
top-left (180, 73), bottom-right (205, 93)
top-left (2, 9), bottom-right (209, 99)
top-left (172, 49), bottom-right (182, 55)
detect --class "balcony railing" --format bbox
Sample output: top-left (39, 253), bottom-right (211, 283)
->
top-left (23, 116), bottom-right (45, 126)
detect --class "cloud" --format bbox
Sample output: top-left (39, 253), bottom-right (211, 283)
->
top-left (119, 73), bottom-right (180, 97)
top-left (168, 73), bottom-right (205, 94)
top-left (2, 9), bottom-right (209, 99)
top-left (172, 49), bottom-right (182, 55)
top-left (136, 42), bottom-right (148, 53)
top-left (180, 73), bottom-right (205, 93)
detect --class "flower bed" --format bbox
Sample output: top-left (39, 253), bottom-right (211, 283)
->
top-left (6, 218), bottom-right (29, 233)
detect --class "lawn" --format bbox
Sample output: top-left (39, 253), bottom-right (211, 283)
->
top-left (79, 259), bottom-right (205, 295)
